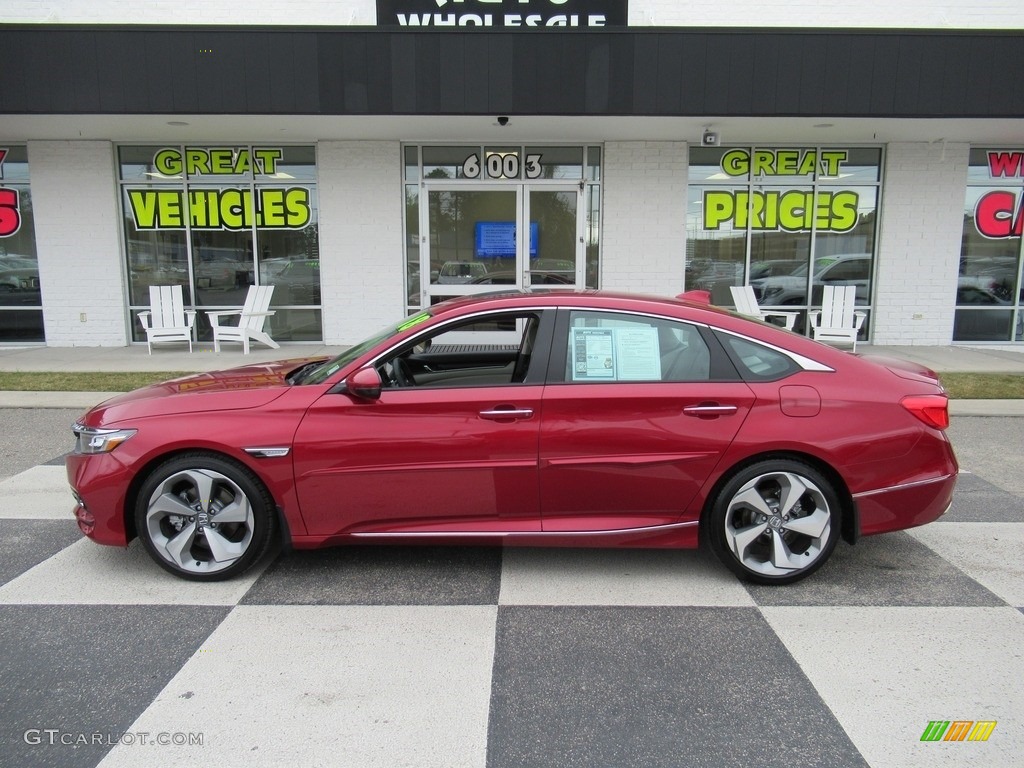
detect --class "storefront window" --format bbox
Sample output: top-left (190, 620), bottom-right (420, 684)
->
top-left (0, 145), bottom-right (44, 342)
top-left (686, 146), bottom-right (880, 340)
top-left (119, 145), bottom-right (321, 342)
top-left (955, 149), bottom-right (1024, 342)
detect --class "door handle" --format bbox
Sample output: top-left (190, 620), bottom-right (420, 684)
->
top-left (683, 404), bottom-right (738, 418)
top-left (480, 407), bottom-right (534, 421)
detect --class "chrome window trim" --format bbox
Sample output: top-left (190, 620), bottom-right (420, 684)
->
top-left (358, 299), bottom-right (833, 378)
top-left (713, 327), bottom-right (835, 372)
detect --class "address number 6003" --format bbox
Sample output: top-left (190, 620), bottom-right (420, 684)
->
top-left (462, 153), bottom-right (543, 180)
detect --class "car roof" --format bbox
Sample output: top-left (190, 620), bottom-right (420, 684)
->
top-left (432, 288), bottom-right (721, 316)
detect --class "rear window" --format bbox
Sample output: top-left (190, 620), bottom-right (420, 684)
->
top-left (717, 334), bottom-right (798, 381)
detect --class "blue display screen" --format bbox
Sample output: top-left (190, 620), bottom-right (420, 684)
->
top-left (474, 221), bottom-right (539, 258)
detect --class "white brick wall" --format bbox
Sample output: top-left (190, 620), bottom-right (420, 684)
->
top-left (3, 0), bottom-right (1021, 27)
top-left (601, 141), bottom-right (688, 297)
top-left (1, 0), bottom-right (376, 24)
top-left (28, 141), bottom-right (127, 346)
top-left (634, 1), bottom-right (1024, 28)
top-left (873, 142), bottom-right (969, 345)
top-left (317, 141), bottom-right (405, 345)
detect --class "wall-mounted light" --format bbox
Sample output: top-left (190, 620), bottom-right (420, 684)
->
top-left (701, 128), bottom-right (720, 147)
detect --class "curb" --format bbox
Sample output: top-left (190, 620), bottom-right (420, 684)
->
top-left (949, 399), bottom-right (1024, 417)
top-left (0, 392), bottom-right (122, 410)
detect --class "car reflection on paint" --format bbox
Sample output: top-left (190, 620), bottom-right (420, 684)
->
top-left (68, 290), bottom-right (958, 585)
top-left (470, 271), bottom-right (573, 286)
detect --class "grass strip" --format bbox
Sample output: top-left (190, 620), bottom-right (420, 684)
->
top-left (0, 370), bottom-right (1020, 398)
top-left (0, 372), bottom-right (191, 392)
top-left (938, 373), bottom-right (1024, 400)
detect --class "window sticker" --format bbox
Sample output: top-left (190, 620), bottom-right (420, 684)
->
top-left (571, 327), bottom-right (662, 381)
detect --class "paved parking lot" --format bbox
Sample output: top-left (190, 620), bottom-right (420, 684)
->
top-left (0, 409), bottom-right (1021, 768)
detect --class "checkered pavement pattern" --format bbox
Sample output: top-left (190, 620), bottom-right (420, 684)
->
top-left (1, 462), bottom-right (1021, 768)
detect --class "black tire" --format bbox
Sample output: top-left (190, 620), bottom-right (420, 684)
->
top-left (134, 452), bottom-right (276, 581)
top-left (706, 459), bottom-right (841, 585)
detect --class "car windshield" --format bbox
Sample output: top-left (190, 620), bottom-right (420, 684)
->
top-left (296, 311), bottom-right (433, 385)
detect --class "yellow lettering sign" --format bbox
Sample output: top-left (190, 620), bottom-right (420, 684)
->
top-left (717, 148), bottom-right (849, 178)
top-left (127, 187), bottom-right (311, 230)
top-left (703, 189), bottom-right (859, 233)
top-left (148, 147), bottom-right (283, 178)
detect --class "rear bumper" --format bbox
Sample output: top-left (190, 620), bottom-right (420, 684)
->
top-left (853, 472), bottom-right (958, 537)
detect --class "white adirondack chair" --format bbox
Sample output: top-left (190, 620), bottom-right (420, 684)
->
top-left (809, 284), bottom-right (866, 351)
top-left (137, 285), bottom-right (196, 354)
top-left (729, 285), bottom-right (798, 330)
top-left (207, 285), bottom-right (280, 354)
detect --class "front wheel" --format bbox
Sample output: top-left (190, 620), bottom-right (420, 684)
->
top-left (135, 453), bottom-right (276, 581)
top-left (706, 460), bottom-right (841, 585)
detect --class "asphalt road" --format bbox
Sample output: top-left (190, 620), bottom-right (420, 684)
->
top-left (0, 408), bottom-right (80, 483)
top-left (0, 408), bottom-right (1021, 768)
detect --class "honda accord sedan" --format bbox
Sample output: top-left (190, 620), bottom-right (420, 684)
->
top-left (68, 290), bottom-right (958, 585)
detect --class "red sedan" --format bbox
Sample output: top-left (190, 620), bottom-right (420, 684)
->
top-left (67, 291), bottom-right (958, 585)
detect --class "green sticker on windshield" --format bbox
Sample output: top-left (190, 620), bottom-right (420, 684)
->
top-left (397, 312), bottom-right (431, 332)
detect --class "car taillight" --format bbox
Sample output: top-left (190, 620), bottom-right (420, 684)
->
top-left (901, 394), bottom-right (950, 430)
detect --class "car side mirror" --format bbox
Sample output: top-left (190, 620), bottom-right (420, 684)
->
top-left (344, 367), bottom-right (383, 400)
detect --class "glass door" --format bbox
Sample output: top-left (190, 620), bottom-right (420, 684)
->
top-left (526, 184), bottom-right (584, 290)
top-left (423, 185), bottom-right (519, 305)
top-left (421, 183), bottom-right (584, 306)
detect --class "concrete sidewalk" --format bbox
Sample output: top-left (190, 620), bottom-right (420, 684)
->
top-left (0, 342), bottom-right (1022, 414)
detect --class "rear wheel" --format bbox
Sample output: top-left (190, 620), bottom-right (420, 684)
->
top-left (134, 453), bottom-right (276, 581)
top-left (707, 460), bottom-right (841, 585)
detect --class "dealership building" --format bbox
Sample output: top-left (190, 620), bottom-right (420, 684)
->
top-left (1, 1), bottom-right (1023, 349)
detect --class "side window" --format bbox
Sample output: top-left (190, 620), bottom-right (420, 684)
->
top-left (717, 334), bottom-right (798, 381)
top-left (379, 311), bottom-right (544, 389)
top-left (565, 311), bottom-right (711, 382)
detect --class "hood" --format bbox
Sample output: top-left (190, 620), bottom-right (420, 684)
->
top-left (82, 357), bottom-right (327, 425)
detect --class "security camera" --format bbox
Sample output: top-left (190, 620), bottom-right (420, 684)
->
top-left (701, 129), bottom-right (720, 147)
top-left (497, 115), bottom-right (509, 126)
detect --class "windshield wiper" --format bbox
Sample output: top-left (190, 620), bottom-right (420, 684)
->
top-left (286, 361), bottom-right (323, 385)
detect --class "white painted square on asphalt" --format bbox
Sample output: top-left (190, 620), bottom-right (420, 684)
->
top-left (0, 538), bottom-right (266, 605)
top-left (0, 465), bottom-right (74, 519)
top-left (908, 523), bottom-right (1024, 607)
top-left (98, 605), bottom-right (497, 768)
top-left (762, 606), bottom-right (1024, 768)
top-left (498, 547), bottom-right (755, 606)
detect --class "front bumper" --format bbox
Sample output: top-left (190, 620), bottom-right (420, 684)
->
top-left (66, 452), bottom-right (132, 547)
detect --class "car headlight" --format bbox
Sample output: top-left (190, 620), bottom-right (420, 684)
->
top-left (72, 424), bottom-right (137, 454)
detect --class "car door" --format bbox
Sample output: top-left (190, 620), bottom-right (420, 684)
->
top-left (291, 309), bottom-right (553, 537)
top-left (539, 309), bottom-right (755, 532)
